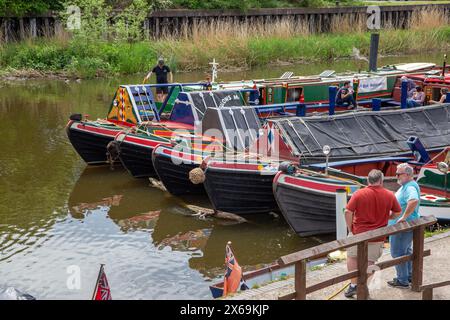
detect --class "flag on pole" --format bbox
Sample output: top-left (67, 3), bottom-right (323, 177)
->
top-left (92, 264), bottom-right (112, 300)
top-left (222, 242), bottom-right (248, 297)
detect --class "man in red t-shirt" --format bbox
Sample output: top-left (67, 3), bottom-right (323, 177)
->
top-left (343, 169), bottom-right (402, 298)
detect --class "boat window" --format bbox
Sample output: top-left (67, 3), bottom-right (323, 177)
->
top-left (286, 87), bottom-right (303, 102)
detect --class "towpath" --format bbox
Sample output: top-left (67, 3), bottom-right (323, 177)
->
top-left (226, 231), bottom-right (450, 300)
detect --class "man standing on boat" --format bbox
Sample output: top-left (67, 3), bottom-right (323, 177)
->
top-left (143, 57), bottom-right (173, 103)
top-left (388, 163), bottom-right (421, 289)
top-left (336, 81), bottom-right (357, 110)
top-left (343, 169), bottom-right (402, 298)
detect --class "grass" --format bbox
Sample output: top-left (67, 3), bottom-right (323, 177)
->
top-left (425, 225), bottom-right (450, 238)
top-left (0, 8), bottom-right (449, 78)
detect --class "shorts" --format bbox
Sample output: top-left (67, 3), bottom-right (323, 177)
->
top-left (347, 237), bottom-right (384, 262)
top-left (156, 86), bottom-right (168, 94)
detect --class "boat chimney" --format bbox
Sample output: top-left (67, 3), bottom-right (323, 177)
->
top-left (442, 54), bottom-right (447, 77)
top-left (369, 33), bottom-right (379, 72)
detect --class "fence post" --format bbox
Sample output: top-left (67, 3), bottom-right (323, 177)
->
top-left (411, 225), bottom-right (425, 291)
top-left (422, 288), bottom-right (433, 300)
top-left (356, 241), bottom-right (369, 300)
top-left (335, 189), bottom-right (347, 240)
top-left (328, 86), bottom-right (337, 115)
top-left (294, 260), bottom-right (307, 300)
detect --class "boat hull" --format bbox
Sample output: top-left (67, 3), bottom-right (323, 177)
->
top-left (152, 146), bottom-right (205, 195)
top-left (273, 172), bottom-right (359, 237)
top-left (66, 121), bottom-right (121, 165)
top-left (203, 163), bottom-right (279, 215)
top-left (117, 139), bottom-right (156, 178)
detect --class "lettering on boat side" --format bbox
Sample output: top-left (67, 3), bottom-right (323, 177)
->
top-left (179, 304), bottom-right (270, 317)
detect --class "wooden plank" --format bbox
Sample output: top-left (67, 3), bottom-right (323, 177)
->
top-left (420, 280), bottom-right (450, 291)
top-left (44, 17), bottom-right (50, 36)
top-left (19, 18), bottom-right (25, 40)
top-left (30, 18), bottom-right (37, 38)
top-left (376, 249), bottom-right (430, 270)
top-left (422, 288), bottom-right (433, 300)
top-left (279, 216), bottom-right (436, 266)
top-left (306, 271), bottom-right (359, 294)
top-left (356, 241), bottom-right (369, 300)
top-left (411, 226), bottom-right (425, 291)
top-left (295, 260), bottom-right (307, 300)
top-left (279, 250), bottom-right (430, 299)
top-left (278, 292), bottom-right (296, 300)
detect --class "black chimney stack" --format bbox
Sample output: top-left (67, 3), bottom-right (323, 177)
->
top-left (369, 33), bottom-right (380, 72)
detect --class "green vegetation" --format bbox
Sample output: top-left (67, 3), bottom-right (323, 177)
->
top-left (0, 0), bottom-right (62, 16)
top-left (425, 225), bottom-right (450, 238)
top-left (1, 6), bottom-right (449, 78)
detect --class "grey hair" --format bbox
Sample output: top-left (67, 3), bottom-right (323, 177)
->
top-left (367, 169), bottom-right (384, 185)
top-left (397, 163), bottom-right (414, 177)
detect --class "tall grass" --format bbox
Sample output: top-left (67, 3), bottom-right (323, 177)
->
top-left (1, 8), bottom-right (449, 78)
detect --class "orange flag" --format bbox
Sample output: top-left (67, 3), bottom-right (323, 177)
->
top-left (222, 242), bottom-right (247, 296)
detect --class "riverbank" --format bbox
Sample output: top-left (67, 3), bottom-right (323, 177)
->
top-left (1, 8), bottom-right (449, 79)
top-left (226, 230), bottom-right (450, 300)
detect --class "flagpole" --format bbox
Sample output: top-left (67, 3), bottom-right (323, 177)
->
top-left (91, 264), bottom-right (104, 300)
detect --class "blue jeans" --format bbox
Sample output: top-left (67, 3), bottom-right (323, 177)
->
top-left (337, 95), bottom-right (357, 108)
top-left (390, 231), bottom-right (413, 285)
top-left (406, 99), bottom-right (421, 108)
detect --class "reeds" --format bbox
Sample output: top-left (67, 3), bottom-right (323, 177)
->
top-left (1, 8), bottom-right (449, 77)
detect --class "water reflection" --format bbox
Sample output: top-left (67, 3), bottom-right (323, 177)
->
top-left (67, 166), bottom-right (331, 282)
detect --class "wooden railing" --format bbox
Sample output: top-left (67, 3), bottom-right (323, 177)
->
top-left (277, 216), bottom-right (437, 300)
top-left (421, 280), bottom-right (450, 300)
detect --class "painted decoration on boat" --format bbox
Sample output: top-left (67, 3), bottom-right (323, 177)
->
top-left (107, 86), bottom-right (139, 125)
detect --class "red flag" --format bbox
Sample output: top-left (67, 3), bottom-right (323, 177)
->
top-left (222, 242), bottom-right (246, 297)
top-left (92, 264), bottom-right (112, 300)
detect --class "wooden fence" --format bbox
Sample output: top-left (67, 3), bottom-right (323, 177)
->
top-left (1, 4), bottom-right (450, 41)
top-left (277, 215), bottom-right (445, 300)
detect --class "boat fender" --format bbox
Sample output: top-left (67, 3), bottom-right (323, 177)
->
top-left (106, 140), bottom-right (121, 166)
top-left (69, 113), bottom-right (82, 121)
top-left (278, 161), bottom-right (296, 174)
top-left (189, 167), bottom-right (205, 184)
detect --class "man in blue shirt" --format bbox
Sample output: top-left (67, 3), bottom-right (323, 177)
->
top-left (388, 163), bottom-right (420, 288)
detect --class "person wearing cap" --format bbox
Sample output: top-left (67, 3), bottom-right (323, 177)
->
top-left (429, 87), bottom-right (449, 104)
top-left (387, 163), bottom-right (420, 289)
top-left (144, 58), bottom-right (173, 102)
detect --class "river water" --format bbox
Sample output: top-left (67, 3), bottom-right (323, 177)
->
top-left (0, 53), bottom-right (446, 299)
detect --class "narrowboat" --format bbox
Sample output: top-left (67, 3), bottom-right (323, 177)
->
top-left (274, 149), bottom-right (450, 237)
top-left (203, 103), bottom-right (450, 216)
top-left (66, 83), bottom-right (199, 165)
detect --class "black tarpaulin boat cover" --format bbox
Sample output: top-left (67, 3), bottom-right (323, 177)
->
top-left (201, 106), bottom-right (261, 150)
top-left (270, 104), bottom-right (450, 161)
